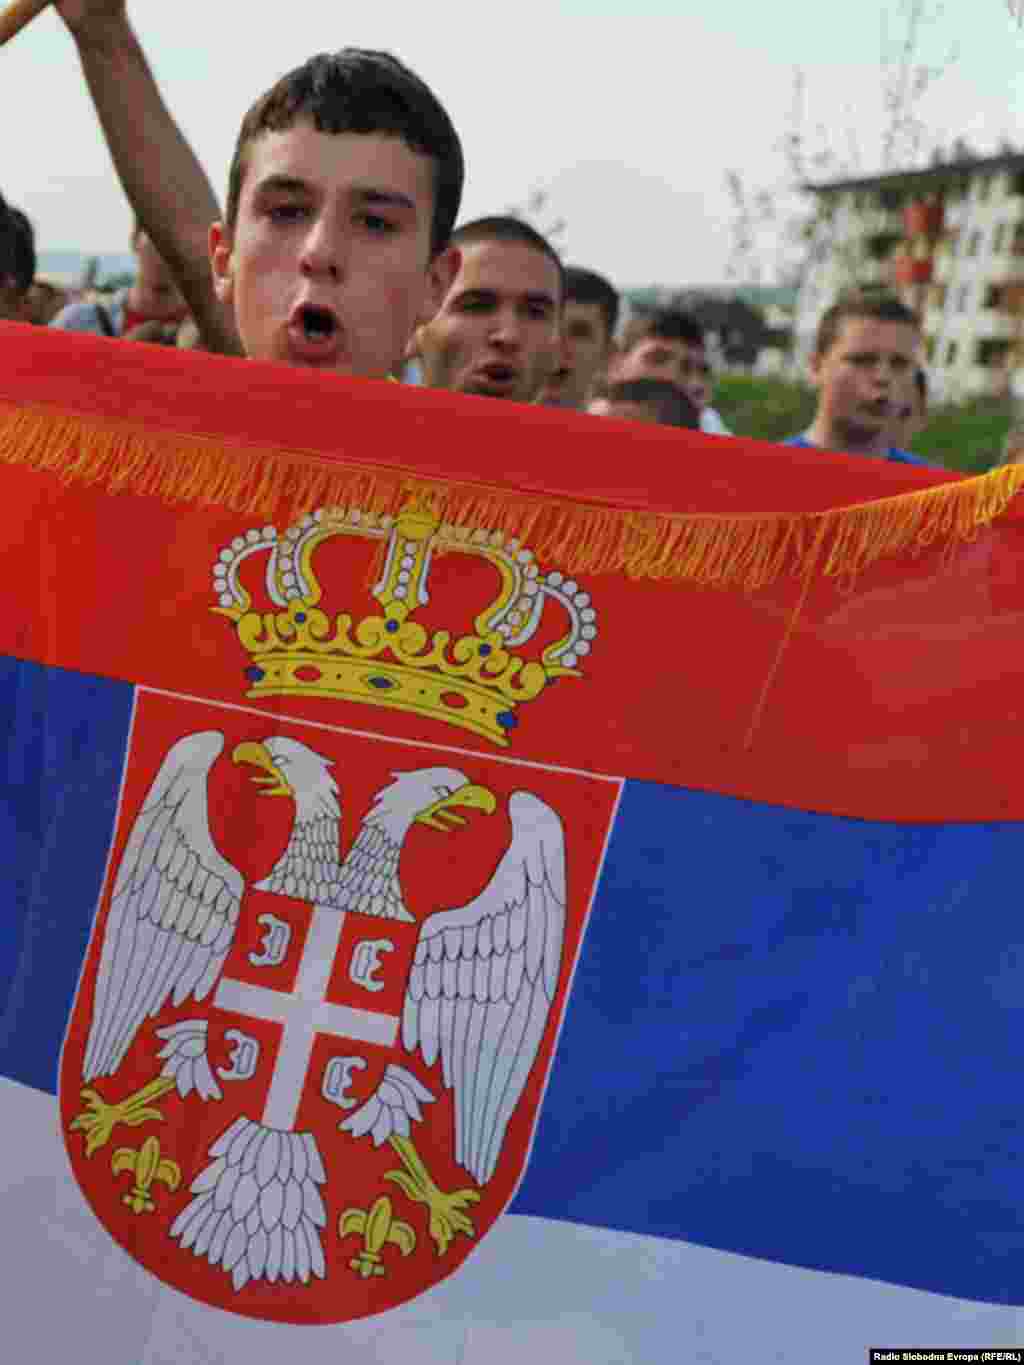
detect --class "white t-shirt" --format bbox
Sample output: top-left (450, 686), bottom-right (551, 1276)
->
top-left (700, 406), bottom-right (731, 435)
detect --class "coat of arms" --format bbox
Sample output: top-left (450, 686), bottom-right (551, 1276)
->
top-left (59, 689), bottom-right (618, 1322)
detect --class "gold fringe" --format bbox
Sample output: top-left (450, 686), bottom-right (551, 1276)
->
top-left (2, 399), bottom-right (1022, 589)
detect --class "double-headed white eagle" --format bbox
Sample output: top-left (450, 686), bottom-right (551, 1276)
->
top-left (80, 730), bottom-right (566, 1291)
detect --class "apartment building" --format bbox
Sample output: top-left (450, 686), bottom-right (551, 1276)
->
top-left (793, 152), bottom-right (1024, 400)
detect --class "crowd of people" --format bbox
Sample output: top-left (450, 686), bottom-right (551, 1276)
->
top-left (0, 2), bottom-right (959, 467)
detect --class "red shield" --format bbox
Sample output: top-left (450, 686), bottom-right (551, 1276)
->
top-left (60, 687), bottom-right (619, 1324)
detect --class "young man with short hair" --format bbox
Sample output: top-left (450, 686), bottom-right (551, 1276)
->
top-left (537, 266), bottom-right (619, 410)
top-left (0, 193), bottom-right (35, 322)
top-left (789, 293), bottom-right (930, 466)
top-left (54, 2), bottom-right (463, 380)
top-left (608, 309), bottom-right (730, 433)
top-left (588, 377), bottom-right (699, 429)
top-left (51, 221), bottom-right (188, 338)
top-left (414, 216), bottom-right (563, 404)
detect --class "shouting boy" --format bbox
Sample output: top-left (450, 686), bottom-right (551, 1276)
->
top-left (54, 1), bottom-right (464, 379)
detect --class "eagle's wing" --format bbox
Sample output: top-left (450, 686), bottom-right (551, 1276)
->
top-left (82, 731), bottom-right (244, 1082)
top-left (402, 790), bottom-right (566, 1185)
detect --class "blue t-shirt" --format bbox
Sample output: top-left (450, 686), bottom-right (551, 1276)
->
top-left (784, 434), bottom-right (933, 467)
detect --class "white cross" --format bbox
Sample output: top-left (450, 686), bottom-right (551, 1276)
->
top-left (213, 906), bottom-right (399, 1130)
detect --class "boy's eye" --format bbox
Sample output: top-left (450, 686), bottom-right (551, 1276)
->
top-left (360, 214), bottom-right (395, 233)
top-left (268, 203), bottom-right (306, 222)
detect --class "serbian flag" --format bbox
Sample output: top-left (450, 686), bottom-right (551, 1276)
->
top-left (3, 322), bottom-right (1024, 1363)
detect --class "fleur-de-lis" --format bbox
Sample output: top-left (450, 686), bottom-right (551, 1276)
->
top-left (111, 1135), bottom-right (181, 1215)
top-left (339, 1194), bottom-right (416, 1278)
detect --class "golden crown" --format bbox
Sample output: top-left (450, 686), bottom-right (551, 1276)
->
top-left (211, 499), bottom-right (599, 745)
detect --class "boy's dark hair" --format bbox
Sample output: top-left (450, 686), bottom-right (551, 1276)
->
top-left (814, 290), bottom-right (920, 358)
top-left (450, 215), bottom-right (565, 298)
top-left (563, 266), bottom-right (619, 341)
top-left (605, 377), bottom-right (700, 429)
top-left (225, 49), bottom-right (464, 259)
top-left (619, 307), bottom-right (704, 355)
top-left (0, 193), bottom-right (35, 296)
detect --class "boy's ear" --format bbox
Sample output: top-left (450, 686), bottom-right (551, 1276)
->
top-left (209, 221), bottom-right (234, 304)
top-left (419, 244), bottom-right (460, 324)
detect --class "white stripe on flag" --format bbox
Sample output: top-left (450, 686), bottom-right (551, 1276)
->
top-left (3, 1077), bottom-right (1023, 1364)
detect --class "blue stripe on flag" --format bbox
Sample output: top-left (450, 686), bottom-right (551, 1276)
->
top-left (5, 659), bottom-right (1024, 1305)
top-left (0, 658), bottom-right (133, 1094)
top-left (513, 777), bottom-right (1024, 1304)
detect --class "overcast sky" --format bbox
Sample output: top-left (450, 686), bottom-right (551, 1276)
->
top-left (2, 0), bottom-right (1021, 287)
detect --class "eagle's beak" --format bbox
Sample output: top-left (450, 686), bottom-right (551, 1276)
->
top-left (415, 783), bottom-right (497, 832)
top-left (231, 741), bottom-right (294, 798)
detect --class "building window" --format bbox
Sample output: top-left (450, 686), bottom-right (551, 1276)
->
top-left (879, 188), bottom-right (903, 212)
top-left (977, 338), bottom-right (1011, 366)
top-left (994, 222), bottom-right (1007, 253)
top-left (966, 230), bottom-right (982, 256)
top-left (945, 340), bottom-right (958, 366)
top-left (957, 285), bottom-right (970, 311)
top-left (865, 230), bottom-right (902, 261)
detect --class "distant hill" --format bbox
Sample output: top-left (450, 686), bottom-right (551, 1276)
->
top-left (36, 250), bottom-right (136, 286)
top-left (623, 284), bottom-right (799, 313)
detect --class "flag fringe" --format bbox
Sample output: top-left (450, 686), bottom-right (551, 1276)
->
top-left (2, 400), bottom-right (1021, 588)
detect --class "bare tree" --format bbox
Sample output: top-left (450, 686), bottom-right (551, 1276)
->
top-left (725, 0), bottom-right (958, 289)
top-left (503, 186), bottom-right (568, 255)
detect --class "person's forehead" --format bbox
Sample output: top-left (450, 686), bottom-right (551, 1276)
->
top-left (452, 239), bottom-right (560, 300)
top-left (242, 123), bottom-right (435, 209)
top-left (833, 316), bottom-right (919, 354)
top-left (564, 298), bottom-right (605, 329)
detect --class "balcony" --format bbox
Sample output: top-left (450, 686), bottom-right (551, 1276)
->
top-left (976, 338), bottom-right (1013, 368)
top-left (903, 198), bottom-right (945, 238)
top-left (893, 256), bottom-right (933, 285)
top-left (982, 280), bottom-right (1024, 312)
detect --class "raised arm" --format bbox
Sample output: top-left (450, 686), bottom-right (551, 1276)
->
top-left (54, 1), bottom-right (242, 355)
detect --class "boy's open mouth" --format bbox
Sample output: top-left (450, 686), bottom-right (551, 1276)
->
top-left (296, 304), bottom-right (338, 341)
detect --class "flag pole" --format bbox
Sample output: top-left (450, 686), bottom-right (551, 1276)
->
top-left (0, 0), bottom-right (52, 45)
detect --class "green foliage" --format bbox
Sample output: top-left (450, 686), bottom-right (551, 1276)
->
top-left (714, 375), bottom-right (1014, 474)
top-left (912, 399), bottom-right (1014, 474)
top-left (714, 374), bottom-right (817, 444)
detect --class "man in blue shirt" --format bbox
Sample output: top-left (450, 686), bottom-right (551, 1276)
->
top-left (786, 291), bottom-right (931, 466)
